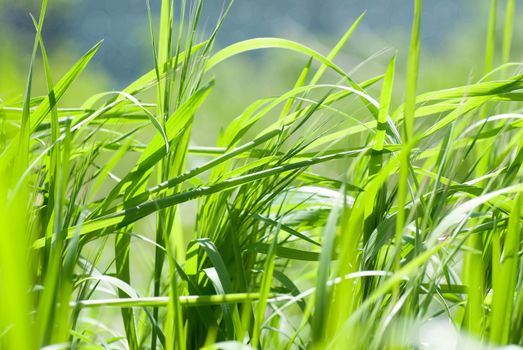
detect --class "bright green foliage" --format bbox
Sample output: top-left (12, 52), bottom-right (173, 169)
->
top-left (0, 0), bottom-right (522, 349)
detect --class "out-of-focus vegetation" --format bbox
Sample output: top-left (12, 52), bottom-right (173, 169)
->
top-left (0, 0), bottom-right (522, 349)
top-left (2, 1), bottom-right (521, 116)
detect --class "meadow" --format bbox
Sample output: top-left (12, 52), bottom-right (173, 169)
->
top-left (0, 0), bottom-right (522, 349)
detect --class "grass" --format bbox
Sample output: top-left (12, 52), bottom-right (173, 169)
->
top-left (0, 0), bottom-right (522, 349)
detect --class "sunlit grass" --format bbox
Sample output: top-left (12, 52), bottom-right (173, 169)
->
top-left (0, 0), bottom-right (522, 349)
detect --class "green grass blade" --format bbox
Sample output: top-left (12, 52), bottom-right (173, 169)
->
top-left (309, 12), bottom-right (365, 85)
top-left (489, 194), bottom-right (522, 344)
top-left (394, 0), bottom-right (421, 277)
top-left (30, 41), bottom-right (103, 132)
top-left (485, 0), bottom-right (498, 73)
top-left (312, 192), bottom-right (341, 345)
top-left (502, 0), bottom-right (516, 64)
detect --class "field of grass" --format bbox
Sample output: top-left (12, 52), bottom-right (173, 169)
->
top-left (1, 0), bottom-right (522, 349)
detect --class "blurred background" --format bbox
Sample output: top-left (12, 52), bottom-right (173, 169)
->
top-left (1, 0), bottom-right (522, 140)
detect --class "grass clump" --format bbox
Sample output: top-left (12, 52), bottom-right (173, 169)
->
top-left (0, 0), bottom-right (522, 349)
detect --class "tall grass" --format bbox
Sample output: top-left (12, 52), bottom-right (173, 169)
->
top-left (0, 0), bottom-right (522, 349)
